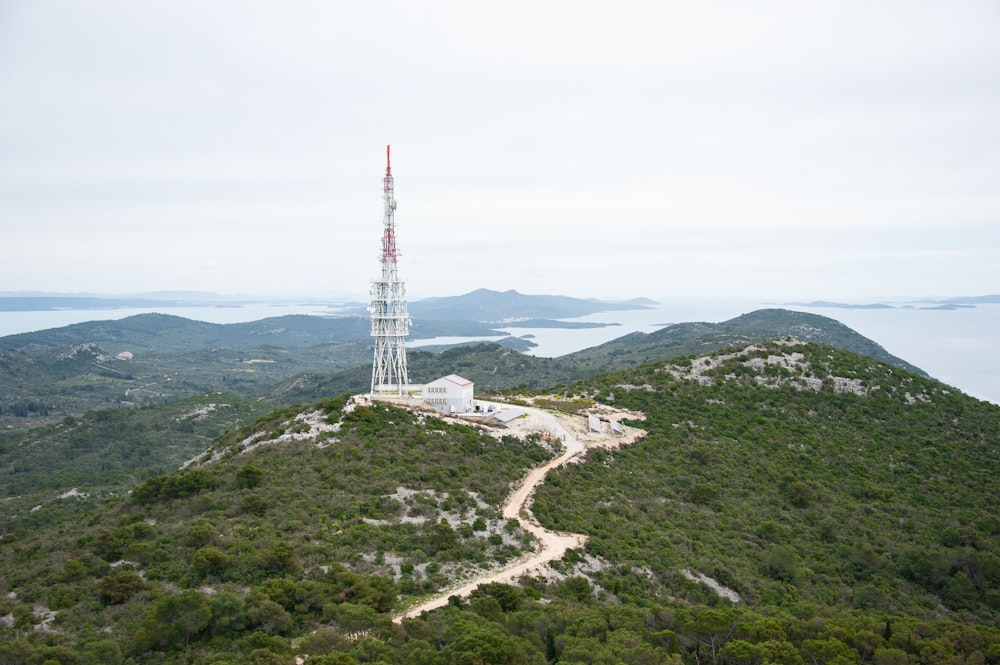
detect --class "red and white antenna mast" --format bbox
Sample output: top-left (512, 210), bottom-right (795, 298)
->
top-left (369, 144), bottom-right (411, 395)
top-left (381, 145), bottom-right (398, 264)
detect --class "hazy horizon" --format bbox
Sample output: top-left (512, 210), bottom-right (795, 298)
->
top-left (1, 294), bottom-right (997, 405)
top-left (2, 288), bottom-right (998, 305)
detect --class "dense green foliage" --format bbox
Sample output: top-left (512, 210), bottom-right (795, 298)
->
top-left (533, 340), bottom-right (1000, 623)
top-left (0, 394), bottom-right (275, 529)
top-left (0, 399), bottom-right (553, 661)
top-left (2, 329), bottom-right (998, 664)
top-left (1, 308), bottom-right (924, 430)
top-left (266, 345), bottom-right (579, 403)
top-left (565, 309), bottom-right (927, 378)
top-left (0, 313), bottom-right (378, 353)
top-left (0, 336), bottom-right (373, 427)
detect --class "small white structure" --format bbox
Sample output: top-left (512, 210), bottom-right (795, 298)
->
top-left (423, 374), bottom-right (474, 414)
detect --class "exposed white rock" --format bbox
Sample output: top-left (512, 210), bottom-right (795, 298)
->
top-left (681, 569), bottom-right (742, 603)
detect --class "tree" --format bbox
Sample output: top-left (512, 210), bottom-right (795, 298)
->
top-left (247, 599), bottom-right (293, 635)
top-left (236, 463), bottom-right (264, 489)
top-left (81, 640), bottom-right (123, 665)
top-left (98, 571), bottom-right (145, 605)
top-left (800, 638), bottom-right (856, 665)
top-left (311, 654), bottom-right (360, 665)
top-left (449, 624), bottom-right (534, 665)
top-left (324, 601), bottom-right (379, 635)
top-left (470, 583), bottom-right (524, 613)
top-left (871, 648), bottom-right (909, 665)
top-left (210, 591), bottom-right (247, 637)
top-left (427, 520), bottom-right (457, 554)
top-left (259, 542), bottom-right (299, 575)
top-left (682, 607), bottom-right (738, 665)
top-left (190, 545), bottom-right (231, 580)
top-left (139, 590), bottom-right (212, 649)
top-left (785, 481), bottom-right (814, 508)
top-left (719, 639), bottom-right (764, 665)
top-left (21, 645), bottom-right (81, 665)
top-left (558, 577), bottom-right (593, 602)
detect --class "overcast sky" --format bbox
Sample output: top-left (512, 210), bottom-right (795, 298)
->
top-left (1, 1), bottom-right (998, 302)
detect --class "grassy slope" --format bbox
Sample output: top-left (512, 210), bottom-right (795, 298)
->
top-left (532, 340), bottom-right (1000, 622)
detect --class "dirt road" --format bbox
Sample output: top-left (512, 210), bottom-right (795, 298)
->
top-left (394, 407), bottom-right (589, 621)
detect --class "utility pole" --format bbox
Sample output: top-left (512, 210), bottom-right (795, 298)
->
top-left (369, 145), bottom-right (411, 395)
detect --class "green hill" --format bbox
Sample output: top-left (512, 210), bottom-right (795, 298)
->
top-left (270, 308), bottom-right (930, 404)
top-left (0, 393), bottom-right (275, 529)
top-left (564, 308), bottom-right (928, 378)
top-left (408, 288), bottom-right (653, 320)
top-left (3, 307), bottom-right (922, 429)
top-left (534, 339), bottom-right (998, 619)
top-left (1, 341), bottom-right (999, 664)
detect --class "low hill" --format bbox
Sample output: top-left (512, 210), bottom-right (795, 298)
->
top-left (0, 393), bottom-right (275, 529)
top-left (534, 339), bottom-right (999, 619)
top-left (0, 313), bottom-right (373, 353)
top-left (270, 308), bottom-right (931, 404)
top-left (0, 286), bottom-right (654, 355)
top-left (408, 288), bottom-right (655, 321)
top-left (0, 396), bottom-right (554, 659)
top-left (265, 345), bottom-right (570, 404)
top-left (566, 308), bottom-right (928, 377)
top-left (0, 337), bottom-right (373, 427)
top-left (1, 307), bottom-right (927, 429)
top-left (2, 343), bottom-right (999, 664)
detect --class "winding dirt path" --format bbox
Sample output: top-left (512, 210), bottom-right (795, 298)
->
top-left (395, 408), bottom-right (595, 622)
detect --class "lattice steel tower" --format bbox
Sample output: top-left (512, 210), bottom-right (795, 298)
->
top-left (369, 145), bottom-right (411, 395)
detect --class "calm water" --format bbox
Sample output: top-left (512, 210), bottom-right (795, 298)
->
top-left (2, 299), bottom-right (997, 405)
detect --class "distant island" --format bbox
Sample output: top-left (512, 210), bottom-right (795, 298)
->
top-left (782, 294), bottom-right (1000, 310)
top-left (0, 288), bottom-right (657, 320)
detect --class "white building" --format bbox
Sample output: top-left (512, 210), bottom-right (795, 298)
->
top-left (422, 374), bottom-right (474, 414)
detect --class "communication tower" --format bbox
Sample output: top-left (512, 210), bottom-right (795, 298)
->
top-left (369, 145), bottom-right (411, 395)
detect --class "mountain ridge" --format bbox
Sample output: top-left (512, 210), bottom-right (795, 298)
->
top-left (0, 308), bottom-right (936, 430)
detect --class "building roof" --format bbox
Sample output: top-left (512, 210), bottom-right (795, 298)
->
top-left (430, 374), bottom-right (473, 387)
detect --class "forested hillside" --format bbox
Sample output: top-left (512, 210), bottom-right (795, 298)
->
top-left (564, 308), bottom-right (927, 378)
top-left (1, 340), bottom-right (999, 664)
top-left (0, 308), bottom-right (925, 429)
top-left (0, 394), bottom-right (276, 529)
top-left (534, 339), bottom-right (1000, 620)
top-left (268, 308), bottom-right (926, 404)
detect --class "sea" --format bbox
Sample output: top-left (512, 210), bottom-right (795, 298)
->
top-left (1, 298), bottom-right (997, 405)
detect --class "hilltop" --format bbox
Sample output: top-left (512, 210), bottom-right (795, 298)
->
top-left (0, 308), bottom-right (943, 525)
top-left (267, 308), bottom-right (927, 403)
top-left (1, 340), bottom-right (998, 663)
